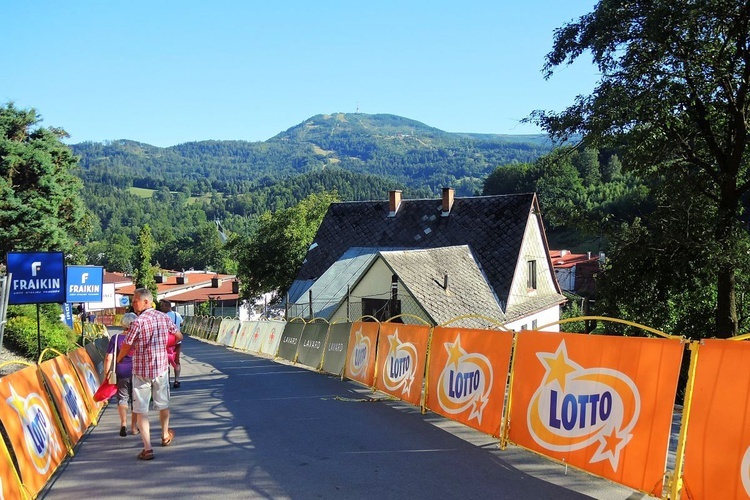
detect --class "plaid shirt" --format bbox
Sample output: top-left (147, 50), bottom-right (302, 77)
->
top-left (125, 308), bottom-right (177, 379)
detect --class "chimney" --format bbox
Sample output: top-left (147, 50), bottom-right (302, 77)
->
top-left (443, 272), bottom-right (449, 290)
top-left (388, 190), bottom-right (402, 217)
top-left (441, 187), bottom-right (455, 216)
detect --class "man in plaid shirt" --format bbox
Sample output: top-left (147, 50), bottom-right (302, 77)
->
top-left (118, 288), bottom-right (183, 460)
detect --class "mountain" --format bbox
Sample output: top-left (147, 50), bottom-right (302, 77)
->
top-left (72, 113), bottom-right (554, 198)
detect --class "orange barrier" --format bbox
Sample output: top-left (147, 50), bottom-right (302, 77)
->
top-left (0, 429), bottom-right (27, 499)
top-left (374, 323), bottom-right (430, 407)
top-left (0, 364), bottom-right (67, 498)
top-left (507, 331), bottom-right (683, 496)
top-left (38, 353), bottom-right (93, 448)
top-left (681, 339), bottom-right (750, 499)
top-left (344, 321), bottom-right (380, 387)
top-left (67, 347), bottom-right (106, 423)
top-left (425, 326), bottom-right (513, 437)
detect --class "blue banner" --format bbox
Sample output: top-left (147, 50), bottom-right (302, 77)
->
top-left (7, 252), bottom-right (66, 304)
top-left (66, 266), bottom-right (104, 302)
top-left (62, 302), bottom-right (74, 327)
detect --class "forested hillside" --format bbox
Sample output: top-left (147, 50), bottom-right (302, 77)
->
top-left (72, 112), bottom-right (553, 274)
top-left (73, 113), bottom-right (552, 198)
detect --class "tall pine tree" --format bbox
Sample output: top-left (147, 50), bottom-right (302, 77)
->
top-left (0, 102), bottom-right (89, 258)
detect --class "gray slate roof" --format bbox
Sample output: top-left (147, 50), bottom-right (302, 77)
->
top-left (291, 247), bottom-right (380, 318)
top-left (379, 246), bottom-right (506, 329)
top-left (296, 193), bottom-right (538, 309)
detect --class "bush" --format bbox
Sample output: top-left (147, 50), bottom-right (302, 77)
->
top-left (7, 304), bottom-right (63, 323)
top-left (5, 315), bottom-right (78, 360)
top-left (560, 297), bottom-right (587, 333)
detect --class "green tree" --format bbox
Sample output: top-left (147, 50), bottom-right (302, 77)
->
top-left (189, 222), bottom-right (229, 272)
top-left (0, 102), bottom-right (89, 256)
top-left (572, 147), bottom-right (601, 185)
top-left (534, 152), bottom-right (587, 230)
top-left (483, 163), bottom-right (538, 195)
top-left (231, 191), bottom-right (340, 300)
top-left (105, 233), bottom-right (135, 272)
top-left (531, 0), bottom-right (750, 337)
top-left (133, 224), bottom-right (157, 296)
top-left (601, 154), bottom-right (622, 183)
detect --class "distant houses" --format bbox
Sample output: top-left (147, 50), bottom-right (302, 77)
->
top-left (549, 249), bottom-right (602, 297)
top-left (92, 270), bottom-right (243, 323)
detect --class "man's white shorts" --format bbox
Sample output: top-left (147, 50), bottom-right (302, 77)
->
top-left (132, 370), bottom-right (170, 414)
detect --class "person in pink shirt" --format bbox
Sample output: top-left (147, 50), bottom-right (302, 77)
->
top-left (159, 299), bottom-right (183, 388)
top-left (118, 288), bottom-right (182, 461)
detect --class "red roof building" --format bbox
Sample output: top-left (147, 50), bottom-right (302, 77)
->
top-left (112, 270), bottom-right (241, 318)
top-left (549, 250), bottom-right (602, 297)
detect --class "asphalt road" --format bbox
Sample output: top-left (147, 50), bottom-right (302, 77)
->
top-left (39, 332), bottom-right (649, 500)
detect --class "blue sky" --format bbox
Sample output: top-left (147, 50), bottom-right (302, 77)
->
top-left (1, 1), bottom-right (599, 148)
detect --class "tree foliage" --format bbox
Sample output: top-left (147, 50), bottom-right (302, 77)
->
top-left (0, 102), bottom-right (89, 258)
top-left (484, 146), bottom-right (648, 236)
top-left (530, 0), bottom-right (750, 337)
top-left (230, 192), bottom-right (340, 300)
top-left (133, 224), bottom-right (157, 297)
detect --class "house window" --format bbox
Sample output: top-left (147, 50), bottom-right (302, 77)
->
top-left (532, 319), bottom-right (538, 330)
top-left (527, 260), bottom-right (537, 290)
top-left (362, 298), bottom-right (401, 322)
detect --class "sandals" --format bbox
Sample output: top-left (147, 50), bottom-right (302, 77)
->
top-left (161, 428), bottom-right (175, 446)
top-left (136, 428), bottom-right (174, 459)
top-left (173, 381), bottom-right (181, 389)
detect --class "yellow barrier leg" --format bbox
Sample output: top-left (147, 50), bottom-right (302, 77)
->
top-left (500, 333), bottom-right (519, 450)
top-left (668, 340), bottom-right (700, 500)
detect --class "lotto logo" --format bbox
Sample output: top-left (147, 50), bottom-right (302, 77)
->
top-left (526, 341), bottom-right (640, 471)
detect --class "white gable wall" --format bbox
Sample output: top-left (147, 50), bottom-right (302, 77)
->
top-left (505, 212), bottom-right (561, 331)
top-left (507, 212), bottom-right (559, 308)
top-left (504, 304), bottom-right (561, 332)
top-left (330, 258), bottom-right (430, 324)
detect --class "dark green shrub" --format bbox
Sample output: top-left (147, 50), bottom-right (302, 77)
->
top-left (5, 315), bottom-right (78, 360)
top-left (7, 304), bottom-right (63, 323)
top-left (560, 297), bottom-right (587, 333)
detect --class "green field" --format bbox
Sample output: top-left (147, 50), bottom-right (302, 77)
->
top-left (127, 187), bottom-right (217, 204)
top-left (128, 187), bottom-right (155, 198)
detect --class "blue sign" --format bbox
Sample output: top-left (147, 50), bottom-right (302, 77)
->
top-left (7, 252), bottom-right (66, 304)
top-left (66, 266), bottom-right (104, 302)
top-left (62, 302), bottom-right (74, 327)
